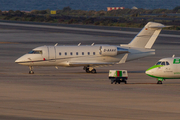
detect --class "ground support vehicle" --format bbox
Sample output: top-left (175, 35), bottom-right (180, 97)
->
top-left (109, 70), bottom-right (128, 84)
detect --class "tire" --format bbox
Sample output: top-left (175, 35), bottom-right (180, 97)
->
top-left (29, 71), bottom-right (34, 74)
top-left (157, 81), bottom-right (162, 84)
top-left (91, 69), bottom-right (96, 73)
top-left (86, 68), bottom-right (90, 73)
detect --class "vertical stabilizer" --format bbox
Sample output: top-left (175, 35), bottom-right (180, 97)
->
top-left (121, 22), bottom-right (167, 48)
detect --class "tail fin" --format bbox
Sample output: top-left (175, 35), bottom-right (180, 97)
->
top-left (121, 22), bottom-right (167, 49)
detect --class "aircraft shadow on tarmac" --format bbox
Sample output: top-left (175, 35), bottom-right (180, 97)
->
top-left (126, 83), bottom-right (157, 84)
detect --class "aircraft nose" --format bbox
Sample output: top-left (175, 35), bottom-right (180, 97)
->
top-left (145, 68), bottom-right (155, 76)
top-left (15, 55), bottom-right (28, 63)
top-left (15, 57), bottom-right (22, 63)
top-left (145, 70), bottom-right (151, 75)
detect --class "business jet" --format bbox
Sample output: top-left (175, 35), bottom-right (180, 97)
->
top-left (15, 22), bottom-right (167, 74)
top-left (146, 55), bottom-right (180, 84)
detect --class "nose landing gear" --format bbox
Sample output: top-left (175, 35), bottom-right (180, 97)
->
top-left (157, 78), bottom-right (163, 84)
top-left (29, 66), bottom-right (34, 74)
top-left (157, 81), bottom-right (162, 84)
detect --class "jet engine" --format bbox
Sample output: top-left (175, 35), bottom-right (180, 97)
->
top-left (99, 46), bottom-right (129, 56)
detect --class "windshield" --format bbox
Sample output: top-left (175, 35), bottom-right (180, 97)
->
top-left (156, 61), bottom-right (161, 65)
top-left (28, 50), bottom-right (42, 54)
top-left (156, 61), bottom-right (170, 65)
top-left (161, 62), bottom-right (165, 65)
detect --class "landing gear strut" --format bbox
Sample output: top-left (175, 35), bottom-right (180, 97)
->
top-left (29, 66), bottom-right (34, 74)
top-left (83, 66), bottom-right (96, 73)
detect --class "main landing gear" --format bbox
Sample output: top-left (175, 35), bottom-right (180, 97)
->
top-left (83, 66), bottom-right (96, 73)
top-left (29, 66), bottom-right (34, 74)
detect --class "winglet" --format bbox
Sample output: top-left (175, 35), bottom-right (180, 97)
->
top-left (118, 53), bottom-right (128, 64)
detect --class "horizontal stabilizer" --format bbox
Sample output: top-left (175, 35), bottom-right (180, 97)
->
top-left (148, 24), bottom-right (167, 28)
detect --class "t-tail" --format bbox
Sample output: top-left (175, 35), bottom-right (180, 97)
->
top-left (121, 22), bottom-right (168, 49)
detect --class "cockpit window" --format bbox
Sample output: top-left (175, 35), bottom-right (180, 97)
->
top-left (156, 61), bottom-right (170, 65)
top-left (161, 62), bottom-right (165, 65)
top-left (166, 61), bottom-right (170, 65)
top-left (28, 50), bottom-right (42, 54)
top-left (156, 61), bottom-right (161, 65)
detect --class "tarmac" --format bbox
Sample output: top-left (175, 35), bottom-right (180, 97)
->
top-left (0, 21), bottom-right (180, 120)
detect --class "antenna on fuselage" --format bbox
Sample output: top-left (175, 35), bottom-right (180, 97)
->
top-left (91, 43), bottom-right (94, 46)
top-left (78, 43), bottom-right (81, 46)
top-left (172, 54), bottom-right (175, 58)
top-left (54, 43), bottom-right (58, 46)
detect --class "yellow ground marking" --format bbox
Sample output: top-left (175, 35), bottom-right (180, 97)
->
top-left (0, 42), bottom-right (19, 44)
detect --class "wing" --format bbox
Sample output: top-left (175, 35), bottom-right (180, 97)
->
top-left (68, 62), bottom-right (114, 67)
top-left (68, 53), bottom-right (129, 67)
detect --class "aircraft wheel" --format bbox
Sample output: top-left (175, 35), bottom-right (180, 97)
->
top-left (157, 81), bottom-right (162, 84)
top-left (29, 71), bottom-right (34, 74)
top-left (91, 69), bottom-right (96, 73)
top-left (124, 81), bottom-right (127, 84)
top-left (118, 81), bottom-right (120, 84)
top-left (115, 81), bottom-right (117, 84)
top-left (86, 68), bottom-right (90, 73)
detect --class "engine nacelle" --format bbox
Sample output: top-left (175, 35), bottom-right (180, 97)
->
top-left (100, 46), bottom-right (117, 56)
top-left (99, 46), bottom-right (129, 56)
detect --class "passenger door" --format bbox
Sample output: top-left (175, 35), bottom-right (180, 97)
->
top-left (48, 46), bottom-right (56, 62)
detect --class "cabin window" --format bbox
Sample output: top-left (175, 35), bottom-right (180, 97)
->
top-left (93, 52), bottom-right (95, 55)
top-left (88, 52), bottom-right (90, 55)
top-left (65, 52), bottom-right (67, 55)
top-left (28, 50), bottom-right (42, 54)
top-left (76, 52), bottom-right (78, 55)
top-left (82, 52), bottom-right (84, 55)
top-left (59, 52), bottom-right (61, 55)
top-left (70, 52), bottom-right (73, 55)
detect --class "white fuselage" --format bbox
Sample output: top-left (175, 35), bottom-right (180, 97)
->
top-left (15, 45), bottom-right (155, 67)
top-left (146, 57), bottom-right (180, 79)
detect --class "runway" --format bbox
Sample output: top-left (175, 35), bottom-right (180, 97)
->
top-left (0, 21), bottom-right (180, 120)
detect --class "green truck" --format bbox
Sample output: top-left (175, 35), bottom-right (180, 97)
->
top-left (109, 70), bottom-right (128, 84)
